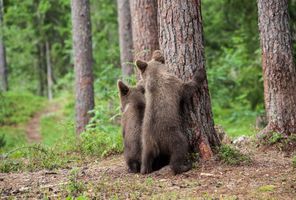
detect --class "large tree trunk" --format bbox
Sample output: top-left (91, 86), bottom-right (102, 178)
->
top-left (257, 0), bottom-right (296, 135)
top-left (117, 0), bottom-right (134, 78)
top-left (130, 0), bottom-right (159, 61)
top-left (71, 0), bottom-right (95, 135)
top-left (0, 0), bottom-right (7, 92)
top-left (45, 41), bottom-right (53, 100)
top-left (158, 0), bottom-right (220, 159)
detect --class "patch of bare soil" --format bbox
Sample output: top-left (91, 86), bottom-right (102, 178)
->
top-left (25, 103), bottom-right (60, 143)
top-left (0, 144), bottom-right (295, 199)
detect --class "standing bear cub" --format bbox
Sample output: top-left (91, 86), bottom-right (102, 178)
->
top-left (136, 50), bottom-right (206, 175)
top-left (118, 80), bottom-right (145, 173)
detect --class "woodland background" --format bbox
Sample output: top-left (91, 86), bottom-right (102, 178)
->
top-left (0, 0), bottom-right (296, 199)
top-left (0, 0), bottom-right (295, 178)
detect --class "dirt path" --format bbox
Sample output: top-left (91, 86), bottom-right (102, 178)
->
top-left (25, 103), bottom-right (60, 143)
top-left (0, 145), bottom-right (295, 199)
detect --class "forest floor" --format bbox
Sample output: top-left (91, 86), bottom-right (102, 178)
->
top-left (1, 142), bottom-right (295, 199)
top-left (25, 103), bottom-right (60, 143)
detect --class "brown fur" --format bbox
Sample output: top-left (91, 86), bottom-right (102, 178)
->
top-left (136, 51), bottom-right (206, 174)
top-left (118, 80), bottom-right (169, 173)
top-left (118, 80), bottom-right (145, 173)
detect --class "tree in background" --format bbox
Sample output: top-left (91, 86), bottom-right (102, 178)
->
top-left (117, 0), bottom-right (134, 78)
top-left (158, 0), bottom-right (220, 159)
top-left (257, 0), bottom-right (296, 135)
top-left (3, 0), bottom-right (72, 95)
top-left (0, 0), bottom-right (7, 92)
top-left (71, 0), bottom-right (94, 134)
top-left (45, 41), bottom-right (53, 100)
top-left (130, 0), bottom-right (158, 60)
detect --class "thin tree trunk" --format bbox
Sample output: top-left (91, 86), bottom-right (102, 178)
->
top-left (0, 0), bottom-right (7, 92)
top-left (130, 0), bottom-right (159, 61)
top-left (158, 0), bottom-right (220, 159)
top-left (37, 43), bottom-right (46, 96)
top-left (117, 0), bottom-right (134, 78)
top-left (46, 41), bottom-right (53, 100)
top-left (257, 0), bottom-right (296, 135)
top-left (71, 0), bottom-right (95, 135)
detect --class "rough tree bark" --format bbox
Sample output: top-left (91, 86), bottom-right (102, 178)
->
top-left (45, 41), bottom-right (53, 100)
top-left (257, 0), bottom-right (296, 135)
top-left (130, 0), bottom-right (159, 61)
top-left (117, 0), bottom-right (134, 78)
top-left (0, 0), bottom-right (8, 92)
top-left (158, 0), bottom-right (220, 159)
top-left (71, 0), bottom-right (95, 135)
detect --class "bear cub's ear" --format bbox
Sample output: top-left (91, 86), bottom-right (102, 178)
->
top-left (152, 50), bottom-right (165, 64)
top-left (136, 60), bottom-right (148, 73)
top-left (117, 80), bottom-right (129, 96)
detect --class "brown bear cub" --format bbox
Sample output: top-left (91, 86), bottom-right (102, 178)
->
top-left (136, 50), bottom-right (206, 175)
top-left (118, 80), bottom-right (145, 173)
top-left (118, 80), bottom-right (169, 173)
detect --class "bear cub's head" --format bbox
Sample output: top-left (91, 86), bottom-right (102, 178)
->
top-left (117, 80), bottom-right (145, 113)
top-left (136, 50), bottom-right (166, 80)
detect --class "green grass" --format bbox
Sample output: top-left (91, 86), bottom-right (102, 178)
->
top-left (0, 89), bottom-right (123, 173)
top-left (0, 91), bottom-right (45, 153)
top-left (0, 92), bottom-right (46, 153)
top-left (40, 112), bottom-right (75, 147)
top-left (213, 105), bottom-right (257, 138)
top-left (292, 156), bottom-right (296, 168)
top-left (258, 185), bottom-right (276, 192)
top-left (0, 126), bottom-right (27, 153)
top-left (0, 92), bottom-right (45, 125)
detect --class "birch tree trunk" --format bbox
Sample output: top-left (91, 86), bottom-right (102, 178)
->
top-left (158, 0), bottom-right (220, 159)
top-left (257, 0), bottom-right (296, 135)
top-left (71, 0), bottom-right (95, 135)
top-left (117, 0), bottom-right (134, 78)
top-left (130, 0), bottom-right (159, 61)
top-left (0, 0), bottom-right (7, 92)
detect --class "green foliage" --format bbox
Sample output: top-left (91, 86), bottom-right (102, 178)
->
top-left (218, 145), bottom-right (251, 165)
top-left (0, 92), bottom-right (44, 152)
top-left (40, 111), bottom-right (75, 147)
top-left (268, 132), bottom-right (283, 145)
top-left (67, 168), bottom-right (87, 198)
top-left (0, 92), bottom-right (44, 125)
top-left (213, 105), bottom-right (257, 138)
top-left (258, 185), bottom-right (276, 192)
top-left (292, 155), bottom-right (296, 168)
top-left (203, 0), bottom-right (264, 136)
top-left (0, 144), bottom-right (79, 172)
top-left (260, 133), bottom-right (296, 152)
top-left (82, 64), bottom-right (123, 158)
top-left (0, 134), bottom-right (6, 148)
top-left (0, 126), bottom-right (27, 152)
top-left (91, 0), bottom-right (120, 75)
top-left (80, 130), bottom-right (123, 158)
top-left (3, 0), bottom-right (72, 93)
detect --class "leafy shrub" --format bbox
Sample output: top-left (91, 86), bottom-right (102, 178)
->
top-left (80, 63), bottom-right (123, 158)
top-left (218, 145), bottom-right (251, 165)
